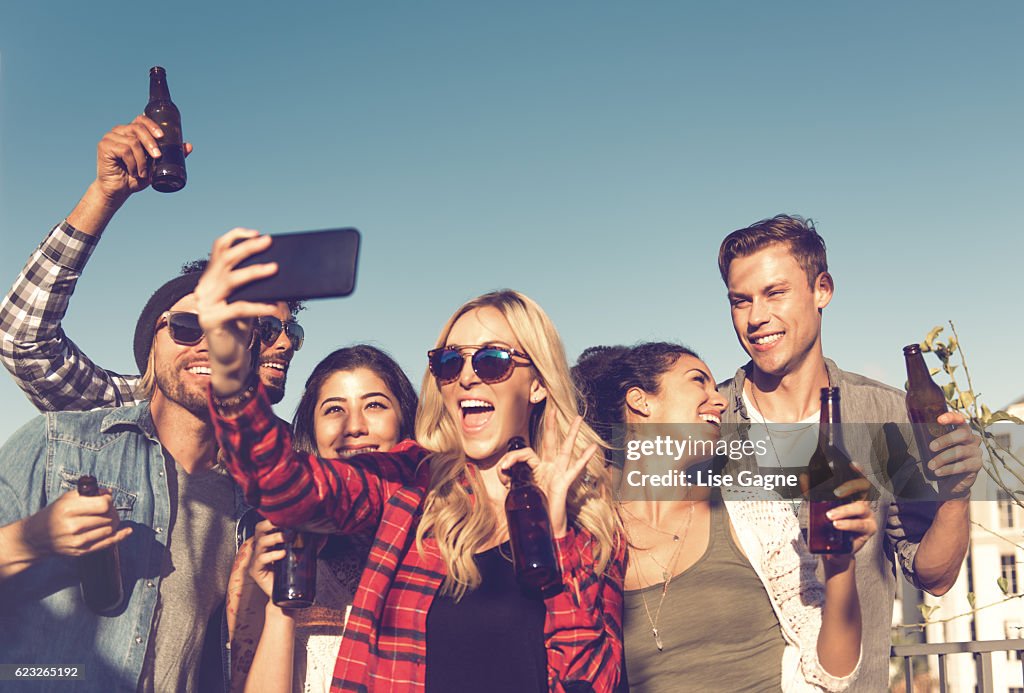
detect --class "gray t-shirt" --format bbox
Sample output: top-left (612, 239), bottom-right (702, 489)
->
top-left (139, 459), bottom-right (237, 693)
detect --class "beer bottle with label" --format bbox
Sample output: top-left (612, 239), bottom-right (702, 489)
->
top-left (76, 476), bottom-right (125, 614)
top-left (145, 66), bottom-right (187, 193)
top-left (272, 529), bottom-right (317, 608)
top-left (904, 344), bottom-right (953, 482)
top-left (504, 436), bottom-right (562, 597)
top-left (807, 388), bottom-right (866, 554)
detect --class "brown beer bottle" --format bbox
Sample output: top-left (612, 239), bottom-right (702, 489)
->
top-left (76, 476), bottom-right (125, 614)
top-left (904, 344), bottom-right (953, 482)
top-left (272, 529), bottom-right (317, 608)
top-left (145, 66), bottom-right (187, 193)
top-left (807, 388), bottom-right (866, 554)
top-left (504, 437), bottom-right (562, 597)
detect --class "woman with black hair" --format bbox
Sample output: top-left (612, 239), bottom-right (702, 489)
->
top-left (227, 345), bottom-right (418, 693)
top-left (573, 343), bottom-right (872, 692)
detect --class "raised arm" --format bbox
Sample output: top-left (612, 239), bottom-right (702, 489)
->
top-left (0, 117), bottom-right (192, 411)
top-left (910, 410), bottom-right (982, 595)
top-left (197, 228), bottom-right (427, 531)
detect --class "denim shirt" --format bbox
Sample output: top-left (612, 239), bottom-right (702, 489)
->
top-left (719, 358), bottom-right (939, 692)
top-left (0, 402), bottom-right (248, 693)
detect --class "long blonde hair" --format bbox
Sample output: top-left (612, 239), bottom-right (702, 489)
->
top-left (415, 290), bottom-right (620, 599)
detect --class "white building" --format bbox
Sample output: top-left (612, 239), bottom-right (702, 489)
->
top-left (921, 395), bottom-right (1024, 692)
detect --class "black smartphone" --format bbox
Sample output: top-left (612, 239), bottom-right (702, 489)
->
top-left (229, 228), bottom-right (360, 303)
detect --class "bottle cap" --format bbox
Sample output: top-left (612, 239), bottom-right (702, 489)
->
top-left (507, 436), bottom-right (527, 451)
top-left (903, 344), bottom-right (922, 355)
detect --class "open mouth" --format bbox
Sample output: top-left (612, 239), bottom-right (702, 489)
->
top-left (460, 398), bottom-right (495, 431)
top-left (260, 360), bottom-right (288, 377)
top-left (186, 364), bottom-right (211, 376)
top-left (336, 445), bottom-right (379, 458)
top-left (698, 413), bottom-right (721, 427)
top-left (749, 331), bottom-right (784, 351)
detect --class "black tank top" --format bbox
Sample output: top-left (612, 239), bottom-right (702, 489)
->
top-left (425, 541), bottom-right (548, 693)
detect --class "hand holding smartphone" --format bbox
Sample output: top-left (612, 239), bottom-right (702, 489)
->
top-left (229, 228), bottom-right (360, 303)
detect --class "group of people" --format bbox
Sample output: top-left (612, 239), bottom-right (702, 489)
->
top-left (0, 115), bottom-right (982, 693)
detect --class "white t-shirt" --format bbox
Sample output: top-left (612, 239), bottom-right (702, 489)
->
top-left (742, 391), bottom-right (820, 472)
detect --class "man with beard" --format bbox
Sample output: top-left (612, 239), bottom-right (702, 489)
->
top-left (0, 274), bottom-right (255, 693)
top-left (0, 115), bottom-right (303, 411)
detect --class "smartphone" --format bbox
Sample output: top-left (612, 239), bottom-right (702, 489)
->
top-left (230, 228), bottom-right (360, 303)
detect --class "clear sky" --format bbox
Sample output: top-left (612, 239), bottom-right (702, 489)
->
top-left (1, 1), bottom-right (1021, 443)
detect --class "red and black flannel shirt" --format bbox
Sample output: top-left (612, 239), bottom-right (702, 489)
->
top-left (212, 384), bottom-right (625, 693)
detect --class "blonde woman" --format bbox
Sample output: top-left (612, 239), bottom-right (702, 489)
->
top-left (196, 228), bottom-right (624, 693)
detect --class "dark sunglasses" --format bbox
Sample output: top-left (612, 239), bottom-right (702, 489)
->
top-left (157, 311), bottom-right (256, 349)
top-left (427, 345), bottom-right (533, 385)
top-left (257, 316), bottom-right (304, 351)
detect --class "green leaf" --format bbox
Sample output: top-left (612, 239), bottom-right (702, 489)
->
top-left (982, 404), bottom-right (992, 420)
top-left (967, 592), bottom-right (977, 609)
top-left (948, 336), bottom-right (958, 353)
top-left (998, 577), bottom-right (1010, 595)
top-left (923, 326), bottom-right (944, 351)
top-left (961, 392), bottom-right (976, 408)
top-left (929, 368), bottom-right (941, 376)
top-left (942, 383), bottom-right (957, 401)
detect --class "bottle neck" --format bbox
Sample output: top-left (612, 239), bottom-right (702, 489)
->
top-left (904, 348), bottom-right (933, 388)
top-left (149, 76), bottom-right (171, 102)
top-left (818, 394), bottom-right (843, 449)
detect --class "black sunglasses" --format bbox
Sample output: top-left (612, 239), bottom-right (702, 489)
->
top-left (157, 311), bottom-right (256, 349)
top-left (257, 316), bottom-right (304, 351)
top-left (427, 345), bottom-right (533, 385)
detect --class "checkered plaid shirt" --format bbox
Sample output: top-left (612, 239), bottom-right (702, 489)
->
top-left (0, 221), bottom-right (139, 411)
top-left (213, 384), bottom-right (625, 693)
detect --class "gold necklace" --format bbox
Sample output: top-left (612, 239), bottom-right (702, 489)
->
top-left (621, 501), bottom-right (695, 651)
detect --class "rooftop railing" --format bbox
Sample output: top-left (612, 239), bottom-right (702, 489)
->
top-left (891, 639), bottom-right (1024, 692)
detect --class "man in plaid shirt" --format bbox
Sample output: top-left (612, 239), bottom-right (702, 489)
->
top-left (0, 115), bottom-right (304, 413)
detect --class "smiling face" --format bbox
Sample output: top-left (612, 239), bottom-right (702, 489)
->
top-left (257, 302), bottom-right (297, 405)
top-left (313, 367), bottom-right (402, 459)
top-left (643, 355), bottom-right (726, 443)
top-left (151, 293), bottom-right (213, 418)
top-left (439, 306), bottom-right (546, 466)
top-left (726, 243), bottom-right (832, 379)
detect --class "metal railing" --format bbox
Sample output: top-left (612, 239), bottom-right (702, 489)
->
top-left (891, 639), bottom-right (1024, 692)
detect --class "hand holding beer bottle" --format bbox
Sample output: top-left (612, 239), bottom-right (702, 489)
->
top-left (245, 519), bottom-right (319, 609)
top-left (498, 415), bottom-right (599, 597)
top-left (803, 388), bottom-right (873, 557)
top-left (903, 344), bottom-right (982, 497)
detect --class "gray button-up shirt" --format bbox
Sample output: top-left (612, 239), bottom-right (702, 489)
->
top-left (719, 358), bottom-right (939, 692)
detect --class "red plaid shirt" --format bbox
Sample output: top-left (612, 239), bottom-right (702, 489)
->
top-left (212, 384), bottom-right (625, 693)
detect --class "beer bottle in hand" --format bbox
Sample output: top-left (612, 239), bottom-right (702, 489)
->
top-left (76, 476), bottom-right (125, 615)
top-left (145, 66), bottom-right (187, 193)
top-left (272, 529), bottom-right (317, 609)
top-left (504, 436), bottom-right (562, 597)
top-left (807, 388), bottom-right (866, 554)
top-left (904, 344), bottom-right (954, 482)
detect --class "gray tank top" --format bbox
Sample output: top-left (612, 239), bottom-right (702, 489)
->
top-left (622, 500), bottom-right (786, 692)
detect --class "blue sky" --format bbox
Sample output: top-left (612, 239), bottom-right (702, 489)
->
top-left (1, 1), bottom-right (1021, 442)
